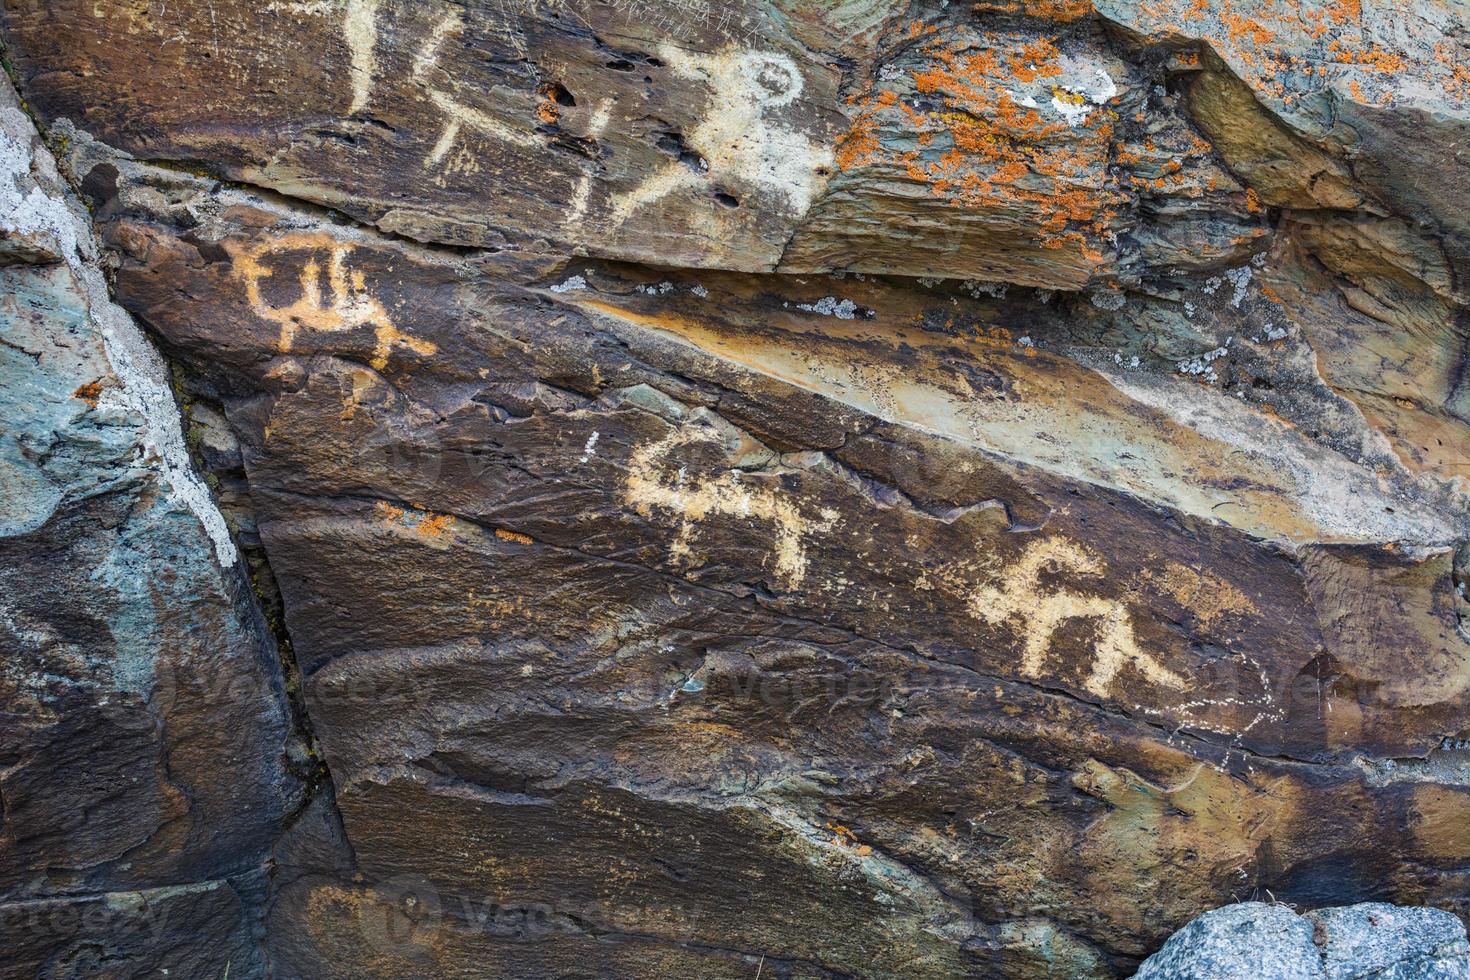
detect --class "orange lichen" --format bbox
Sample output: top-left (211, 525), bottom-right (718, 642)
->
top-left (971, 0), bottom-right (1094, 21)
top-left (1434, 44), bottom-right (1470, 99)
top-left (1333, 46), bottom-right (1407, 75)
top-left (835, 115), bottom-right (881, 170)
top-left (837, 31), bottom-right (1124, 265)
top-left (834, 89), bottom-right (897, 171)
top-left (1007, 38), bottom-right (1063, 82)
top-left (73, 379), bottom-right (105, 407)
top-left (374, 500), bottom-right (454, 538)
top-left (825, 821), bottom-right (873, 855)
top-left (495, 528), bottom-right (535, 546)
top-left (374, 501), bottom-right (406, 522)
top-left (1124, 0), bottom-right (1446, 110)
top-left (1223, 12), bottom-right (1276, 49)
top-left (535, 85), bottom-right (563, 125)
top-left (417, 513), bottom-right (453, 538)
top-left (1327, 0), bottom-right (1360, 25)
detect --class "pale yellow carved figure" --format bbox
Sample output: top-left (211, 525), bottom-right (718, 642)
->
top-left (969, 538), bottom-right (1186, 696)
top-left (231, 236), bottom-right (436, 371)
top-left (608, 43), bottom-right (833, 226)
top-left (625, 424), bottom-right (834, 589)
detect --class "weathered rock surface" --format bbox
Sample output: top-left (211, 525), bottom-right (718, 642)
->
top-left (2, 0), bottom-right (1470, 977)
top-left (0, 76), bottom-right (305, 976)
top-left (1133, 901), bottom-right (1470, 979)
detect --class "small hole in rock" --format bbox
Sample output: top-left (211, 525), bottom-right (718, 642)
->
top-left (715, 192), bottom-right (740, 208)
top-left (606, 59), bottom-right (635, 71)
top-left (549, 83), bottom-right (576, 107)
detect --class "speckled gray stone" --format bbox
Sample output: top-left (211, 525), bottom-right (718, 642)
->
top-left (1308, 904), bottom-right (1470, 980)
top-left (1134, 902), bottom-right (1470, 980)
top-left (1133, 903), bottom-right (1325, 980)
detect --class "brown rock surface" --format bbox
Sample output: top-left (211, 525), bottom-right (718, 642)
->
top-left (3, 0), bottom-right (1469, 977)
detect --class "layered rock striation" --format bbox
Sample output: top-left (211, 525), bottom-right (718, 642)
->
top-left (1, 1), bottom-right (1468, 977)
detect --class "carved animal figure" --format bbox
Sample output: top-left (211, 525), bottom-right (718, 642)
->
top-left (969, 537), bottom-right (1186, 696)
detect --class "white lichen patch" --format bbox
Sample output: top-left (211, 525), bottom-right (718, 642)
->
top-left (1224, 265), bottom-right (1253, 308)
top-left (1177, 346), bottom-right (1228, 383)
top-left (966, 281), bottom-right (1007, 299)
top-left (796, 296), bottom-right (859, 320)
top-left (580, 430), bottom-right (600, 463)
top-left (1049, 65), bottom-right (1119, 127)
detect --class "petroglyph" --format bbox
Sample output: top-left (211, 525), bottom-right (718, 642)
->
top-left (609, 44), bottom-right (833, 226)
top-left (625, 423), bottom-right (835, 589)
top-left (272, 0), bottom-right (379, 113)
top-left (231, 236), bottom-right (436, 371)
top-left (415, 11), bottom-right (538, 168)
top-left (342, 0), bottom-right (380, 113)
top-left (968, 538), bottom-right (1186, 697)
top-left (565, 100), bottom-right (615, 228)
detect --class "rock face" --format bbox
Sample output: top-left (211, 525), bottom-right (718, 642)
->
top-left (1133, 901), bottom-right (1470, 979)
top-left (0, 77), bottom-right (306, 976)
top-left (2, 0), bottom-right (1469, 978)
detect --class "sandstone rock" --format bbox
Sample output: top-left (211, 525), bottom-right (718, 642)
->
top-left (0, 0), bottom-right (1274, 287)
top-left (1132, 901), bottom-right (1470, 979)
top-left (36, 146), bottom-right (1460, 974)
top-left (1096, 0), bottom-right (1470, 261)
top-left (1, 881), bottom-right (271, 979)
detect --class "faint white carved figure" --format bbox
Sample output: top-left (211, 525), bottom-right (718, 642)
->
top-left (273, 0), bottom-right (380, 114)
top-left (565, 100), bottom-right (615, 228)
top-left (414, 10), bottom-right (538, 168)
top-left (609, 43), bottom-right (833, 225)
top-left (625, 422), bottom-right (835, 589)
